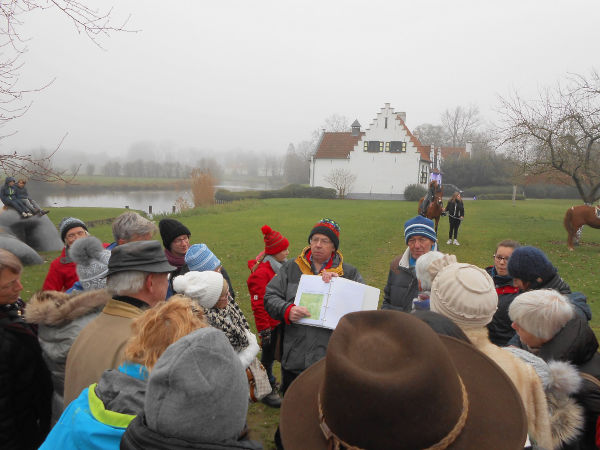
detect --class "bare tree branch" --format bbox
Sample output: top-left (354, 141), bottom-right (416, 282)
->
top-left (324, 168), bottom-right (356, 199)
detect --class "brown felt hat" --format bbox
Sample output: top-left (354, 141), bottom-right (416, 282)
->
top-left (280, 310), bottom-right (527, 450)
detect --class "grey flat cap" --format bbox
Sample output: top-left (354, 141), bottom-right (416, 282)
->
top-left (107, 240), bottom-right (175, 276)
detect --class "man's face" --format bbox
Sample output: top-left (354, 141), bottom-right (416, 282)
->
top-left (309, 233), bottom-right (335, 264)
top-left (170, 234), bottom-right (190, 257)
top-left (65, 226), bottom-right (88, 247)
top-left (407, 236), bottom-right (434, 260)
top-left (8, 180), bottom-right (15, 187)
top-left (493, 246), bottom-right (514, 277)
top-left (0, 269), bottom-right (23, 305)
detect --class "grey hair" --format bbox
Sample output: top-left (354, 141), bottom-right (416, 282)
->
top-left (415, 251), bottom-right (445, 291)
top-left (0, 249), bottom-right (22, 274)
top-left (112, 212), bottom-right (157, 242)
top-left (509, 289), bottom-right (574, 340)
top-left (106, 270), bottom-right (149, 295)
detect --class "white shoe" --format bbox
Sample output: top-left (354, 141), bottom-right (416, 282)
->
top-left (26, 212), bottom-right (33, 217)
top-left (453, 239), bottom-right (460, 246)
top-left (22, 212), bottom-right (28, 217)
top-left (446, 239), bottom-right (452, 245)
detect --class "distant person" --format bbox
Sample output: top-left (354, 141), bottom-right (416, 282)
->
top-left (382, 215), bottom-right (437, 312)
top-left (107, 211), bottom-right (157, 250)
top-left (444, 191), bottom-right (464, 245)
top-left (42, 217), bottom-right (92, 292)
top-left (15, 179), bottom-right (49, 215)
top-left (485, 239), bottom-right (521, 346)
top-left (0, 176), bottom-right (33, 218)
top-left (246, 224), bottom-right (290, 408)
top-left (0, 249), bottom-right (53, 449)
top-left (63, 240), bottom-right (175, 406)
top-left (40, 296), bottom-right (209, 450)
top-left (419, 180), bottom-right (437, 216)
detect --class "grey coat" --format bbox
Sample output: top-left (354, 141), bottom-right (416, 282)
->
top-left (381, 248), bottom-right (418, 312)
top-left (264, 251), bottom-right (363, 373)
top-left (25, 289), bottom-right (110, 421)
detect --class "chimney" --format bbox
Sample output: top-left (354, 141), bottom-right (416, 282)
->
top-left (351, 119), bottom-right (361, 137)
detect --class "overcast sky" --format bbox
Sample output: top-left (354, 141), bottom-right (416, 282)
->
top-left (4, 0), bottom-right (599, 157)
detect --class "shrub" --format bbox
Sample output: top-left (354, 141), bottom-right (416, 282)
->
top-left (404, 184), bottom-right (427, 201)
top-left (476, 193), bottom-right (525, 200)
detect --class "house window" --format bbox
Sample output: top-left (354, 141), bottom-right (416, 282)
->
top-left (385, 118), bottom-right (388, 128)
top-left (420, 167), bottom-right (428, 184)
top-left (364, 141), bottom-right (382, 153)
top-left (385, 142), bottom-right (390, 152)
top-left (389, 141), bottom-right (406, 153)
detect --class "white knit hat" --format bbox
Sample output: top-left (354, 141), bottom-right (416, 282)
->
top-left (430, 263), bottom-right (498, 328)
top-left (172, 271), bottom-right (224, 309)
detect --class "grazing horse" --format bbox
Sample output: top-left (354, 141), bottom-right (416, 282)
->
top-left (418, 182), bottom-right (444, 233)
top-left (564, 205), bottom-right (600, 251)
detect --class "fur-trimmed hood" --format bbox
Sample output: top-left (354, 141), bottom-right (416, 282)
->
top-left (25, 289), bottom-right (111, 326)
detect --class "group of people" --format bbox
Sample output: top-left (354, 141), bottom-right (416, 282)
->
top-left (1, 209), bottom-right (599, 449)
top-left (0, 176), bottom-right (48, 218)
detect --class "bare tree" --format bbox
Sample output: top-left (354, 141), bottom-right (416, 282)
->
top-left (498, 70), bottom-right (600, 204)
top-left (1, 1), bottom-right (133, 181)
top-left (324, 168), bottom-right (356, 199)
top-left (413, 123), bottom-right (451, 147)
top-left (441, 105), bottom-right (481, 147)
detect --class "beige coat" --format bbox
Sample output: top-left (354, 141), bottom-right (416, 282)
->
top-left (465, 328), bottom-right (554, 449)
top-left (63, 298), bottom-right (146, 406)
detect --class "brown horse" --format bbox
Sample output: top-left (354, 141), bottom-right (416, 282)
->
top-left (563, 205), bottom-right (600, 251)
top-left (418, 182), bottom-right (444, 233)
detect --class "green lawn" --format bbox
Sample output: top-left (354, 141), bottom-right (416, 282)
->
top-left (20, 198), bottom-right (600, 448)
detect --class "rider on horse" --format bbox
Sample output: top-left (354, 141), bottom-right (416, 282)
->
top-left (420, 181), bottom-right (437, 216)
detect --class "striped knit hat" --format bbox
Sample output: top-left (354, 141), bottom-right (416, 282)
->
top-left (185, 244), bottom-right (221, 272)
top-left (404, 216), bottom-right (437, 244)
top-left (308, 218), bottom-right (340, 250)
top-left (262, 225), bottom-right (289, 255)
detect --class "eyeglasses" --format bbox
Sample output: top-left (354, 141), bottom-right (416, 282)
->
top-left (493, 255), bottom-right (510, 263)
top-left (172, 236), bottom-right (189, 245)
top-left (310, 237), bottom-right (332, 245)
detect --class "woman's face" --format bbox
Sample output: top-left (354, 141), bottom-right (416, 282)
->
top-left (511, 322), bottom-right (546, 348)
top-left (215, 284), bottom-right (230, 309)
top-left (493, 246), bottom-right (514, 277)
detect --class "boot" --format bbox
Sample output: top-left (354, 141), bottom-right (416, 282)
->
top-left (261, 388), bottom-right (282, 408)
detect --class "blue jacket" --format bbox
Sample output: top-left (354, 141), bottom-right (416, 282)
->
top-left (40, 363), bottom-right (147, 450)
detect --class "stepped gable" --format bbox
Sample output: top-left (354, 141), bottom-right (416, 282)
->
top-left (395, 115), bottom-right (431, 162)
top-left (314, 131), bottom-right (365, 159)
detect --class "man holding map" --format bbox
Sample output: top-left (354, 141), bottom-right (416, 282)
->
top-left (264, 218), bottom-right (364, 395)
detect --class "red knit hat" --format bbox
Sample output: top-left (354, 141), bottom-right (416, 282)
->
top-left (262, 225), bottom-right (289, 255)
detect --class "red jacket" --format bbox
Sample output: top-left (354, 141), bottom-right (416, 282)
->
top-left (247, 259), bottom-right (280, 332)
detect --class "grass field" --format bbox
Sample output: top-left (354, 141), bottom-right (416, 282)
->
top-left (20, 198), bottom-right (600, 448)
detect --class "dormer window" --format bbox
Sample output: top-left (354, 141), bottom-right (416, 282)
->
top-left (387, 141), bottom-right (406, 153)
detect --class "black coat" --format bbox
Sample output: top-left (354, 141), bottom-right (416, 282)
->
top-left (381, 254), bottom-right (418, 312)
top-left (0, 302), bottom-right (53, 449)
top-left (513, 316), bottom-right (600, 449)
top-left (444, 200), bottom-right (464, 219)
top-left (485, 266), bottom-right (520, 346)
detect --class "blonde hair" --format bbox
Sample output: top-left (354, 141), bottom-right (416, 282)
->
top-left (124, 295), bottom-right (208, 370)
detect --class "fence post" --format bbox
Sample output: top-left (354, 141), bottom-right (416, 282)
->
top-left (149, 205), bottom-right (153, 215)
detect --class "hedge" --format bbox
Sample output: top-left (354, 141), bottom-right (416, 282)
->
top-left (215, 184), bottom-right (336, 201)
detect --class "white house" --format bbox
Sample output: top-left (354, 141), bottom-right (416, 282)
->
top-left (310, 103), bottom-right (470, 199)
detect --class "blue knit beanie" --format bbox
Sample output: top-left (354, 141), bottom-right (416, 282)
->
top-left (185, 244), bottom-right (221, 272)
top-left (404, 216), bottom-right (437, 244)
top-left (507, 246), bottom-right (557, 283)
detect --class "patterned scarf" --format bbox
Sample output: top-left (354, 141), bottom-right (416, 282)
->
top-left (204, 300), bottom-right (250, 351)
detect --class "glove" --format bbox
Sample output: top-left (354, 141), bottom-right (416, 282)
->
top-left (259, 328), bottom-right (272, 347)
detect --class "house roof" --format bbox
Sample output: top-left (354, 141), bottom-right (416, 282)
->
top-left (314, 132), bottom-right (364, 159)
top-left (441, 147), bottom-right (468, 159)
top-left (396, 116), bottom-right (431, 162)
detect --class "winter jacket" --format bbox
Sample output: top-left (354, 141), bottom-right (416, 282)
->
top-left (40, 362), bottom-right (147, 450)
top-left (485, 265), bottom-right (521, 346)
top-left (14, 184), bottom-right (30, 200)
top-left (63, 296), bottom-right (148, 406)
top-left (25, 289), bottom-right (110, 422)
top-left (512, 316), bottom-right (600, 449)
top-left (0, 177), bottom-right (17, 203)
top-left (444, 199), bottom-right (464, 219)
top-left (247, 258), bottom-right (280, 332)
top-left (264, 247), bottom-right (363, 373)
top-left (43, 247), bottom-right (80, 292)
top-left (121, 414), bottom-right (263, 450)
top-left (465, 327), bottom-right (554, 449)
top-left (381, 248), bottom-right (418, 312)
top-left (0, 301), bottom-right (53, 449)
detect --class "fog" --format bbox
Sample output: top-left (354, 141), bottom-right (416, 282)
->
top-left (3, 0), bottom-right (599, 158)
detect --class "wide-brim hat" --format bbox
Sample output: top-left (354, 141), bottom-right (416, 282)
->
top-left (280, 311), bottom-right (527, 450)
top-left (107, 240), bottom-right (176, 276)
